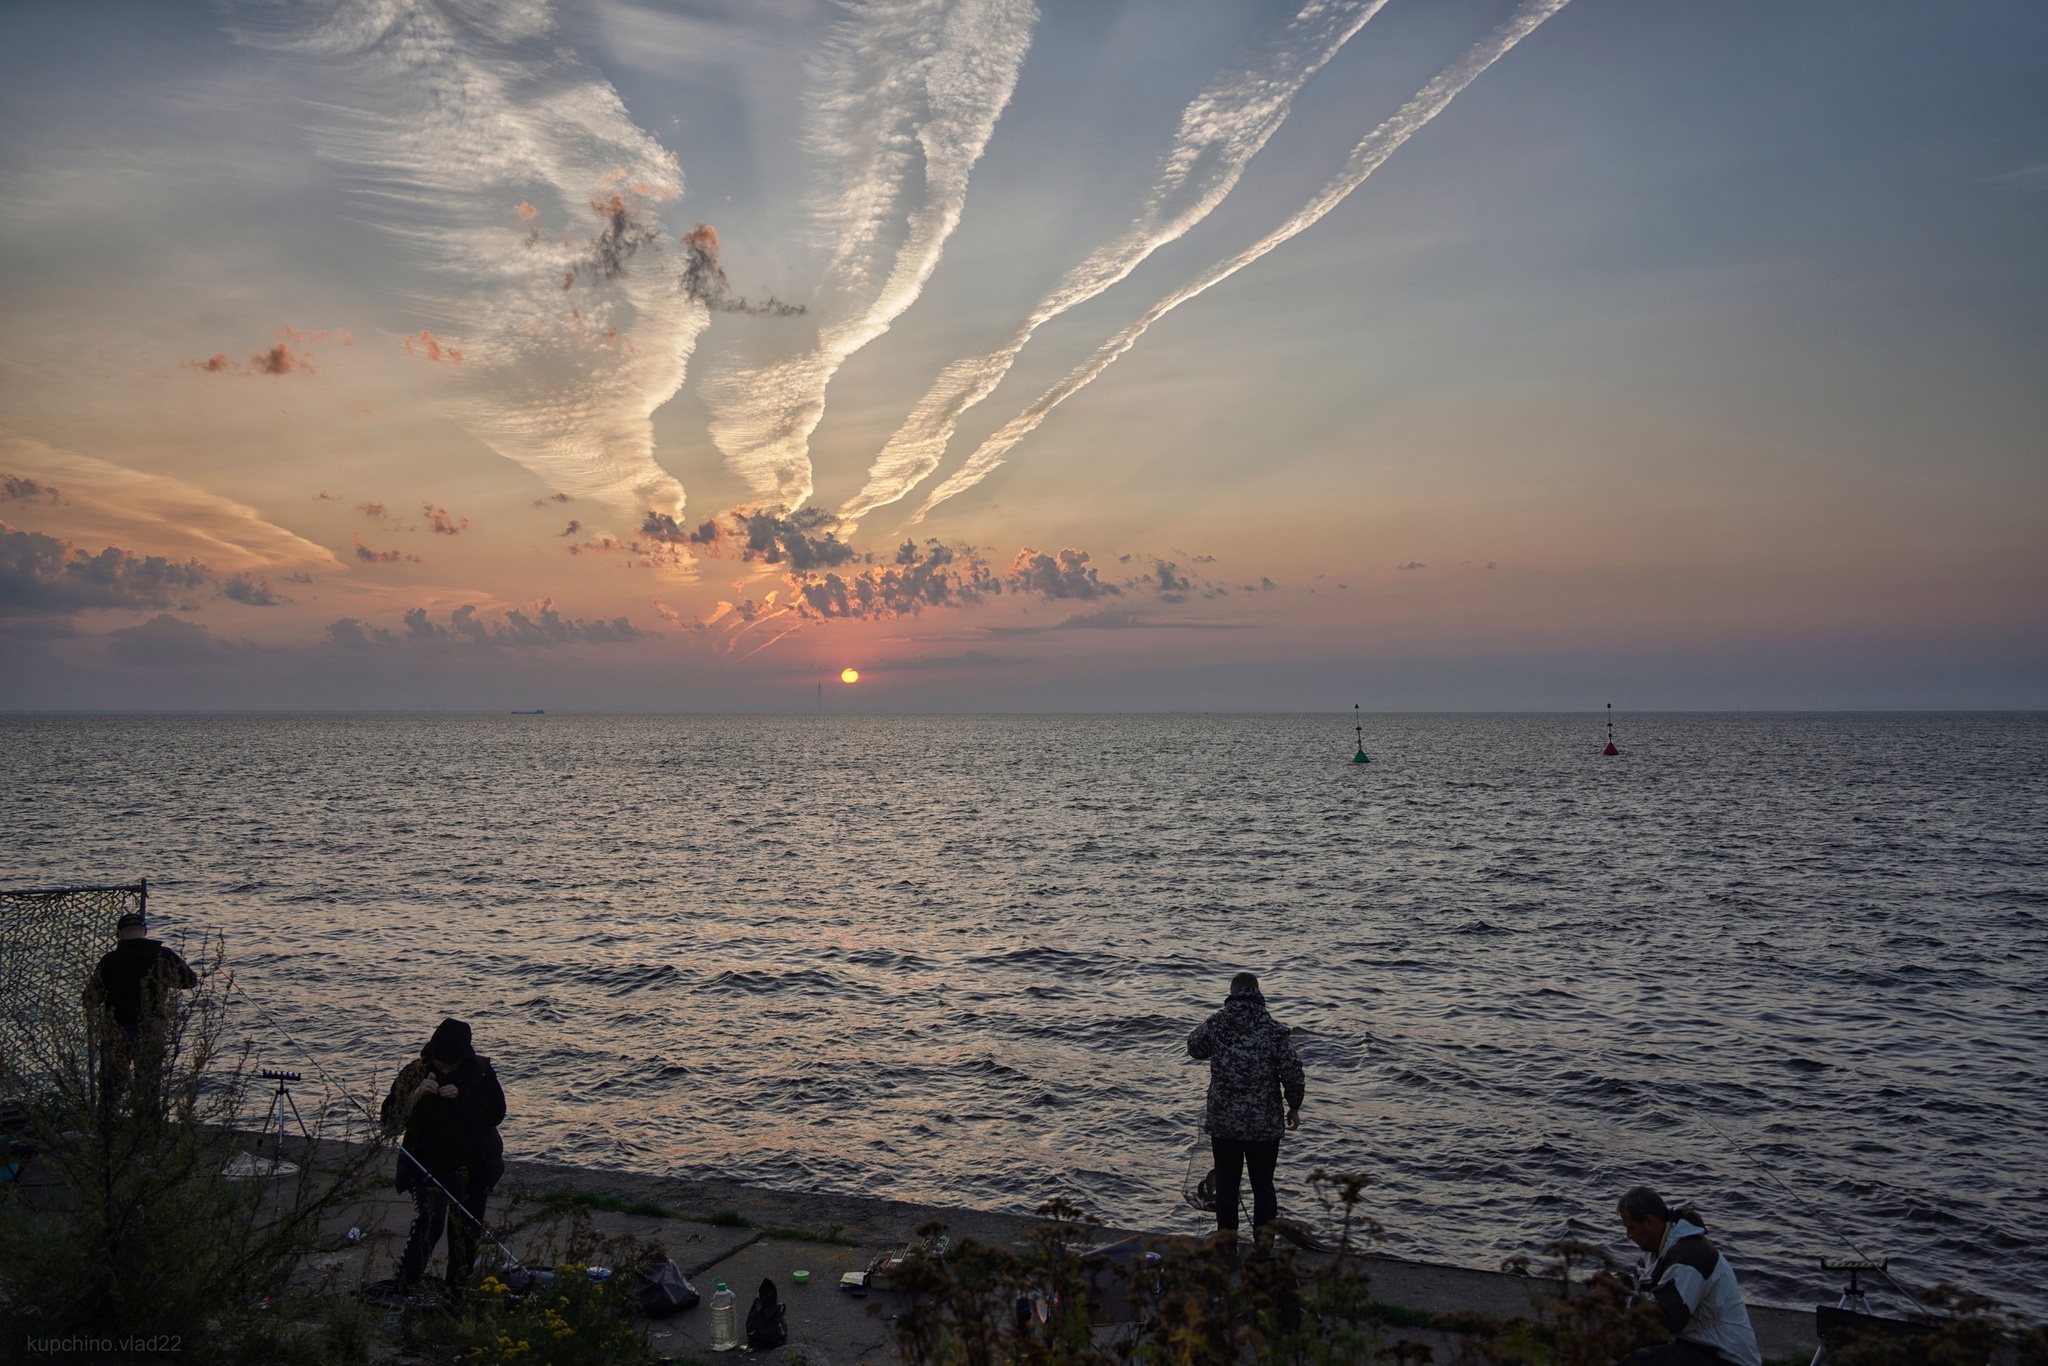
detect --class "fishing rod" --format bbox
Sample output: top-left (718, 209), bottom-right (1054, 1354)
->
top-left (1361, 1028), bottom-right (1935, 1314)
top-left (1681, 1105), bottom-right (1931, 1316)
top-left (225, 978), bottom-right (525, 1273)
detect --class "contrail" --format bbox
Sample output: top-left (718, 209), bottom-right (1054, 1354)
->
top-left (842, 0), bottom-right (1388, 525)
top-left (697, 0), bottom-right (1038, 512)
top-left (237, 0), bottom-right (703, 521)
top-left (914, 0), bottom-right (1571, 521)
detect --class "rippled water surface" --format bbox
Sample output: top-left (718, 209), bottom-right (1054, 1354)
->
top-left (5, 713), bottom-right (2044, 1314)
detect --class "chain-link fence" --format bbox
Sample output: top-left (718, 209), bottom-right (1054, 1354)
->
top-left (0, 881), bottom-right (145, 1048)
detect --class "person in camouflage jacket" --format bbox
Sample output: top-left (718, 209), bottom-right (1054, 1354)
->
top-left (1187, 972), bottom-right (1304, 1236)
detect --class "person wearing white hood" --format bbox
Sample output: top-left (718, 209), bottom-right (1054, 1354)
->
top-left (1615, 1186), bottom-right (1763, 1366)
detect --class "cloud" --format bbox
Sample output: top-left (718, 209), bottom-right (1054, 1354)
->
top-left (1991, 162), bottom-right (2048, 190)
top-left (1398, 561), bottom-right (1425, 570)
top-left (422, 502), bottom-right (469, 535)
top-left (341, 600), bottom-right (649, 646)
top-left (1, 524), bottom-right (211, 618)
top-left (403, 331), bottom-right (463, 364)
top-left (914, 0), bottom-right (1572, 519)
top-left (843, 0), bottom-right (1385, 521)
top-left (987, 607), bottom-right (1253, 634)
top-left (105, 613), bottom-right (241, 666)
top-left (326, 616), bottom-right (394, 648)
top-left (187, 326), bottom-right (351, 376)
top-left (240, 0), bottom-right (704, 519)
top-left (1148, 558), bottom-right (1192, 600)
top-left (353, 534), bottom-right (420, 564)
top-left (661, 520), bottom-right (1278, 630)
top-left (0, 434), bottom-right (344, 574)
top-left (218, 572), bottom-right (288, 606)
top-left (252, 342), bottom-right (308, 375)
top-left (1006, 547), bottom-right (1119, 601)
top-left (680, 223), bottom-right (805, 316)
top-left (697, 0), bottom-right (1039, 510)
top-left (534, 492), bottom-right (574, 506)
top-left (784, 539), bottom-right (1000, 621)
top-left (3, 474), bottom-right (60, 503)
top-left (559, 519), bottom-right (581, 537)
top-left (587, 192), bottom-right (660, 282)
top-left (643, 505), bottom-right (857, 572)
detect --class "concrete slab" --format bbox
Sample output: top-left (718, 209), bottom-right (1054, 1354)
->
top-left (642, 1239), bottom-right (906, 1366)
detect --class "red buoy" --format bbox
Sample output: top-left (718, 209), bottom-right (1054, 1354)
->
top-left (1603, 702), bottom-right (1619, 756)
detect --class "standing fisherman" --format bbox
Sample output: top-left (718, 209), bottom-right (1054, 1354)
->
top-left (381, 1018), bottom-right (506, 1292)
top-left (84, 910), bottom-right (198, 1122)
top-left (1187, 971), bottom-right (1305, 1241)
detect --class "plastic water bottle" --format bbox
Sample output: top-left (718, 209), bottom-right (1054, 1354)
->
top-left (709, 1279), bottom-right (739, 1352)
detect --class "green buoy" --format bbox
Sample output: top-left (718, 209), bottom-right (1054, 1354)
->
top-left (1352, 703), bottom-right (1370, 763)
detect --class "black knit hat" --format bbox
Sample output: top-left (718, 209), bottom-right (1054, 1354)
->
top-left (423, 1017), bottom-right (475, 1063)
top-left (116, 912), bottom-right (147, 932)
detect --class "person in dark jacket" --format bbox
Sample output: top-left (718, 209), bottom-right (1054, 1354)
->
top-left (84, 911), bottom-right (198, 1121)
top-left (1187, 971), bottom-right (1304, 1238)
top-left (381, 1018), bottom-right (506, 1290)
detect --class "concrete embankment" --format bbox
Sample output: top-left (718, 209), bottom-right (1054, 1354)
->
top-left (313, 1154), bottom-right (1820, 1365)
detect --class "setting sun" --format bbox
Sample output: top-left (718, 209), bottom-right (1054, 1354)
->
top-left (840, 668), bottom-right (860, 684)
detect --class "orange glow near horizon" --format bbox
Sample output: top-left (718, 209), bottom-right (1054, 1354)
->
top-left (840, 667), bottom-right (860, 684)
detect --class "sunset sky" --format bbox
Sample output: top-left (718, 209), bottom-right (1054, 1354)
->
top-left (2, 0), bottom-right (2042, 710)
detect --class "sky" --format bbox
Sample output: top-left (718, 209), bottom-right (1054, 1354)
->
top-left (1, 0), bottom-right (2043, 712)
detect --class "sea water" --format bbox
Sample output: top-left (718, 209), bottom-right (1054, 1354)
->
top-left (3, 712), bottom-right (2043, 1314)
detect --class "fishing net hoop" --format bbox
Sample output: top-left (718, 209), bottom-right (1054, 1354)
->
top-left (0, 881), bottom-right (145, 1054)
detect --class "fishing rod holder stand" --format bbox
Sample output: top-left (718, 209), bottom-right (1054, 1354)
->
top-left (258, 1067), bottom-right (312, 1158)
top-left (1820, 1257), bottom-right (1887, 1311)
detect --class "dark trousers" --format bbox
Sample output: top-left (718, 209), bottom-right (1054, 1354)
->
top-left (96, 1029), bottom-right (167, 1126)
top-left (1210, 1136), bottom-right (1280, 1232)
top-left (398, 1167), bottom-right (490, 1288)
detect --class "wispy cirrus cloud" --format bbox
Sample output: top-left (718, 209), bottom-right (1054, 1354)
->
top-left (0, 433), bottom-right (344, 575)
top-left (697, 0), bottom-right (1039, 510)
top-left (237, 0), bottom-right (703, 520)
top-left (914, 0), bottom-right (1572, 519)
top-left (843, 0), bottom-right (1386, 523)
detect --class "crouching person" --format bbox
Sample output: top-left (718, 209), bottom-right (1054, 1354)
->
top-left (381, 1018), bottom-right (506, 1292)
top-left (1615, 1186), bottom-right (1762, 1366)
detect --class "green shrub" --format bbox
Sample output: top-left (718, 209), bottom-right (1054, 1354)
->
top-left (883, 1173), bottom-right (1686, 1366)
top-left (431, 1267), bottom-right (657, 1366)
top-left (0, 938), bottom-right (383, 1364)
top-left (411, 1192), bottom-right (664, 1366)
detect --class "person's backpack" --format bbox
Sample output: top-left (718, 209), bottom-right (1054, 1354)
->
top-left (746, 1276), bottom-right (787, 1350)
top-left (636, 1257), bottom-right (700, 1318)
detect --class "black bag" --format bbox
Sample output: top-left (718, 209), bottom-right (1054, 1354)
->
top-left (746, 1276), bottom-right (787, 1350)
top-left (636, 1257), bottom-right (699, 1318)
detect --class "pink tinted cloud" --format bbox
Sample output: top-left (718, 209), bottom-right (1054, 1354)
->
top-left (188, 326), bottom-right (349, 375)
